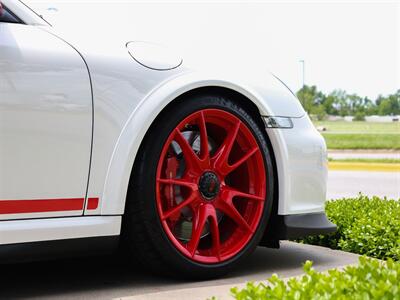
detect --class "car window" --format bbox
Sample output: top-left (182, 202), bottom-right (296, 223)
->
top-left (0, 4), bottom-right (21, 23)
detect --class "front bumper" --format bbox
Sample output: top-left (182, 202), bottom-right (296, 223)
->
top-left (260, 212), bottom-right (337, 247)
top-left (265, 114), bottom-right (328, 215)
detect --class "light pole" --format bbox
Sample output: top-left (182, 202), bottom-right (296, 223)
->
top-left (299, 59), bottom-right (305, 88)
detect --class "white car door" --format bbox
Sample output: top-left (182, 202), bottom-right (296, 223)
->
top-left (0, 10), bottom-right (93, 219)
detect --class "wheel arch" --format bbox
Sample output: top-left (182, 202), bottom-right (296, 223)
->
top-left (129, 86), bottom-right (281, 222)
top-left (100, 73), bottom-right (287, 222)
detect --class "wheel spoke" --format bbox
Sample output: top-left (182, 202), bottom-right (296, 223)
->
top-left (160, 192), bottom-right (197, 221)
top-left (157, 178), bottom-right (198, 190)
top-left (174, 129), bottom-right (202, 172)
top-left (208, 209), bottom-right (221, 260)
top-left (222, 186), bottom-right (265, 202)
top-left (222, 147), bottom-right (259, 176)
top-left (198, 111), bottom-right (210, 162)
top-left (187, 204), bottom-right (209, 256)
top-left (212, 120), bottom-right (241, 171)
top-left (218, 199), bottom-right (252, 232)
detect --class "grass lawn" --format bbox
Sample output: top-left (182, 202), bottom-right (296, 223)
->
top-left (313, 121), bottom-right (400, 149)
top-left (323, 133), bottom-right (400, 149)
top-left (314, 120), bottom-right (400, 133)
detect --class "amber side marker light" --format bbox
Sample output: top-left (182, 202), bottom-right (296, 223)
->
top-left (263, 116), bottom-right (294, 129)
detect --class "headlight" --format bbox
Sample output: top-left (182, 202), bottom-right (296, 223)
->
top-left (263, 116), bottom-right (293, 129)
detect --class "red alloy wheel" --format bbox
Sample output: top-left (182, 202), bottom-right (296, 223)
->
top-left (156, 109), bottom-right (267, 264)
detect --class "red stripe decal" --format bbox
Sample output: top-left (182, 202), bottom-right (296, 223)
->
top-left (0, 197), bottom-right (100, 214)
top-left (87, 197), bottom-right (99, 210)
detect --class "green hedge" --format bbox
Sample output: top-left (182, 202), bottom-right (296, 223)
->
top-left (230, 257), bottom-right (400, 300)
top-left (300, 195), bottom-right (400, 260)
top-left (220, 196), bottom-right (400, 300)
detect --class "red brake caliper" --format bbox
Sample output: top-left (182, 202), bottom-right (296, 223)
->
top-left (164, 156), bottom-right (180, 223)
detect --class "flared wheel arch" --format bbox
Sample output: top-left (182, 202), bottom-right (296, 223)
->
top-left (123, 86), bottom-right (279, 247)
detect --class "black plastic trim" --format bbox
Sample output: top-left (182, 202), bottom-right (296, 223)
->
top-left (0, 236), bottom-right (119, 264)
top-left (260, 212), bottom-right (337, 246)
top-left (282, 213), bottom-right (337, 239)
top-left (1, 5), bottom-right (23, 24)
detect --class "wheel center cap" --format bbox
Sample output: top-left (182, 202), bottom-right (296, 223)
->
top-left (198, 172), bottom-right (220, 200)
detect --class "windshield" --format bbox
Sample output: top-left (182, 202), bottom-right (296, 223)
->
top-left (18, 0), bottom-right (50, 24)
top-left (2, 0), bottom-right (48, 25)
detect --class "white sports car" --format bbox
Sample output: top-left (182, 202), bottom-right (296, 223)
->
top-left (0, 0), bottom-right (335, 278)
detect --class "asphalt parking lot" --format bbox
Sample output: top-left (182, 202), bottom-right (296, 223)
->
top-left (327, 170), bottom-right (400, 199)
top-left (0, 242), bottom-right (359, 300)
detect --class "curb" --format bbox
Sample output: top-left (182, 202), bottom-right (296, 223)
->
top-left (328, 162), bottom-right (400, 172)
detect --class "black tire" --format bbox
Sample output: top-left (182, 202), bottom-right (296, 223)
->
top-left (122, 94), bottom-right (274, 279)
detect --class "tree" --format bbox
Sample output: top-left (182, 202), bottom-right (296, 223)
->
top-left (353, 111), bottom-right (366, 121)
top-left (329, 90), bottom-right (350, 116)
top-left (322, 94), bottom-right (338, 115)
top-left (312, 105), bottom-right (327, 121)
top-left (296, 85), bottom-right (325, 114)
top-left (377, 90), bottom-right (400, 115)
top-left (296, 86), bottom-right (399, 117)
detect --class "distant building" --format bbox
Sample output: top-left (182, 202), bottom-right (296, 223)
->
top-left (365, 115), bottom-right (400, 123)
top-left (344, 116), bottom-right (354, 122)
top-left (327, 115), bottom-right (344, 121)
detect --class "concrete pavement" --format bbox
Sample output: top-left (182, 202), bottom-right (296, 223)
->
top-left (0, 242), bottom-right (359, 300)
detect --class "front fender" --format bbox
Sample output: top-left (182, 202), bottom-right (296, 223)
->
top-left (100, 70), bottom-right (306, 215)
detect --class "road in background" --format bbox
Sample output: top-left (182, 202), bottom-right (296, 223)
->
top-left (327, 170), bottom-right (400, 199)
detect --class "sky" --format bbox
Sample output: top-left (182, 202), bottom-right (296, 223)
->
top-left (25, 0), bottom-right (400, 100)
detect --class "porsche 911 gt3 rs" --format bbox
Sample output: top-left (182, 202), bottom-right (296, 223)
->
top-left (0, 0), bottom-right (336, 278)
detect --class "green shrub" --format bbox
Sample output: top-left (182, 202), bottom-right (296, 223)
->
top-left (301, 195), bottom-right (400, 260)
top-left (230, 257), bottom-right (400, 300)
top-left (353, 111), bottom-right (366, 121)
